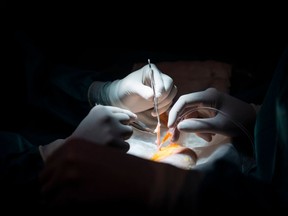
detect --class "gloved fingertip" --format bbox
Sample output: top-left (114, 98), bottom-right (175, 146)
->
top-left (177, 121), bottom-right (189, 130)
top-left (130, 113), bottom-right (138, 120)
top-left (120, 142), bottom-right (130, 153)
top-left (151, 111), bottom-right (157, 117)
top-left (171, 130), bottom-right (180, 142)
top-left (155, 91), bottom-right (162, 98)
top-left (167, 122), bottom-right (173, 128)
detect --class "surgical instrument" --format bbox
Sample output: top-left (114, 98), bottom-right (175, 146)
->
top-left (130, 120), bottom-right (155, 134)
top-left (148, 59), bottom-right (160, 125)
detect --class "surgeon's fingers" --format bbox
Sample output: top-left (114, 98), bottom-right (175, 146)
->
top-left (157, 76), bottom-right (176, 102)
top-left (177, 115), bottom-right (223, 135)
top-left (168, 88), bottom-right (219, 127)
top-left (105, 106), bottom-right (137, 120)
top-left (171, 128), bottom-right (181, 142)
top-left (108, 139), bottom-right (130, 152)
top-left (117, 125), bottom-right (134, 140)
top-left (113, 113), bottom-right (136, 125)
top-left (168, 95), bottom-right (202, 128)
top-left (152, 86), bottom-right (177, 115)
top-left (170, 120), bottom-right (216, 143)
top-left (155, 102), bottom-right (173, 117)
top-left (109, 118), bottom-right (133, 140)
top-left (149, 64), bottom-right (166, 98)
top-left (150, 63), bottom-right (177, 101)
top-left (152, 85), bottom-right (177, 116)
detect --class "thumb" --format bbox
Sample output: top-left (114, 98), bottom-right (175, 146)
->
top-left (131, 84), bottom-right (154, 100)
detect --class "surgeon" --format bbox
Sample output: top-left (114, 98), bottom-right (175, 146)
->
top-left (1, 20), bottom-right (178, 214)
top-left (39, 47), bottom-right (288, 215)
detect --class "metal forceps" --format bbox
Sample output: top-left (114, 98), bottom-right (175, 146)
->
top-left (130, 120), bottom-right (155, 134)
top-left (148, 59), bottom-right (161, 126)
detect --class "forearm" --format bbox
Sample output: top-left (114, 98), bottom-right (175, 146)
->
top-left (87, 62), bottom-right (136, 107)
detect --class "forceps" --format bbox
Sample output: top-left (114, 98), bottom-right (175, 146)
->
top-left (148, 59), bottom-right (161, 125)
top-left (130, 120), bottom-right (155, 134)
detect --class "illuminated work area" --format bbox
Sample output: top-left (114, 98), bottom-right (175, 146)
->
top-left (127, 60), bottom-right (250, 172)
top-left (1, 5), bottom-right (288, 214)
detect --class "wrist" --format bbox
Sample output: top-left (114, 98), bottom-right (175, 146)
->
top-left (88, 81), bottom-right (112, 106)
top-left (106, 80), bottom-right (127, 109)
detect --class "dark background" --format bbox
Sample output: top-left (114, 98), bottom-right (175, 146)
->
top-left (3, 1), bottom-right (288, 135)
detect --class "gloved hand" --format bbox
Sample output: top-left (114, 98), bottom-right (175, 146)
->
top-left (39, 139), bottom-right (204, 214)
top-left (39, 105), bottom-right (136, 161)
top-left (168, 88), bottom-right (257, 142)
top-left (70, 105), bottom-right (136, 144)
top-left (98, 63), bottom-right (177, 115)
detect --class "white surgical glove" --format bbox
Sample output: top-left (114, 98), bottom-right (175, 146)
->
top-left (39, 105), bottom-right (137, 161)
top-left (168, 88), bottom-right (257, 142)
top-left (90, 64), bottom-right (177, 116)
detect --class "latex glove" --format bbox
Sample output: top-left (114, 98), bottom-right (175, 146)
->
top-left (70, 105), bottom-right (136, 144)
top-left (39, 105), bottom-right (136, 161)
top-left (101, 63), bottom-right (177, 115)
top-left (168, 88), bottom-right (257, 142)
top-left (39, 139), bottom-right (204, 214)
